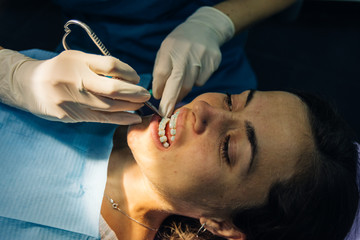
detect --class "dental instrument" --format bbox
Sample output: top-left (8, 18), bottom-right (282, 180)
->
top-left (62, 19), bottom-right (162, 117)
top-left (144, 101), bottom-right (162, 117)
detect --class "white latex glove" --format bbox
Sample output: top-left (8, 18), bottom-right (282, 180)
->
top-left (0, 49), bottom-right (150, 124)
top-left (152, 6), bottom-right (235, 117)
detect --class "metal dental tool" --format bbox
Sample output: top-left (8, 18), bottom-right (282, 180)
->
top-left (144, 101), bottom-right (162, 116)
top-left (62, 19), bottom-right (162, 117)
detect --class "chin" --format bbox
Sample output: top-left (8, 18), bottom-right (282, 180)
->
top-left (127, 115), bottom-right (152, 146)
top-left (127, 115), bottom-right (157, 164)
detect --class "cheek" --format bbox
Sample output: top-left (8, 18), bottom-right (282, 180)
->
top-left (156, 157), bottom-right (224, 203)
top-left (171, 143), bottom-right (222, 182)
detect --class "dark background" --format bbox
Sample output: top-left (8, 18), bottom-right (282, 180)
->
top-left (0, 0), bottom-right (359, 141)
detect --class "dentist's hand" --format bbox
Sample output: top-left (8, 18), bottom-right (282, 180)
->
top-left (152, 6), bottom-right (235, 117)
top-left (0, 49), bottom-right (150, 124)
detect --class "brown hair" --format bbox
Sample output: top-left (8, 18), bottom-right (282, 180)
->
top-left (155, 215), bottom-right (225, 240)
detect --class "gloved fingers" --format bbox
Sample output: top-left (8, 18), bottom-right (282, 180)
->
top-left (61, 105), bottom-right (142, 125)
top-left (152, 50), bottom-right (172, 99)
top-left (83, 73), bottom-right (150, 103)
top-left (95, 111), bottom-right (142, 125)
top-left (195, 51), bottom-right (221, 86)
top-left (73, 89), bottom-right (144, 111)
top-left (87, 95), bottom-right (144, 112)
top-left (176, 64), bottom-right (200, 102)
top-left (158, 68), bottom-right (185, 117)
top-left (195, 68), bottom-right (212, 87)
top-left (93, 111), bottom-right (142, 125)
top-left (158, 95), bottom-right (177, 118)
top-left (87, 54), bottom-right (140, 84)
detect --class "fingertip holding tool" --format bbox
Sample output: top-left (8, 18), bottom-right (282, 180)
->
top-left (62, 19), bottom-right (163, 117)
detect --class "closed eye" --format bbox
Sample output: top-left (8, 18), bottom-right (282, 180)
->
top-left (221, 135), bottom-right (231, 166)
top-left (225, 93), bottom-right (233, 111)
top-left (221, 93), bottom-right (233, 166)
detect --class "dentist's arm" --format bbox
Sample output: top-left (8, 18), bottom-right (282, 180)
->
top-left (152, 0), bottom-right (296, 117)
top-left (0, 49), bottom-right (150, 124)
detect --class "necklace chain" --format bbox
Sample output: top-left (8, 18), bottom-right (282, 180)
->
top-left (104, 194), bottom-right (158, 232)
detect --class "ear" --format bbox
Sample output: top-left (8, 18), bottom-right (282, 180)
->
top-left (199, 217), bottom-right (246, 240)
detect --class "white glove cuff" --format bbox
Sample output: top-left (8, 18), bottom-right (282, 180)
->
top-left (0, 49), bottom-right (34, 108)
top-left (187, 6), bottom-right (235, 45)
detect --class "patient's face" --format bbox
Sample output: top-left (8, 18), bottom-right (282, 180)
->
top-left (127, 90), bottom-right (312, 216)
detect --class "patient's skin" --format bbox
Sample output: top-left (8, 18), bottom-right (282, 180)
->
top-left (102, 90), bottom-right (314, 240)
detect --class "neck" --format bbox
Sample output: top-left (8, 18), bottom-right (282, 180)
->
top-left (101, 127), bottom-right (170, 239)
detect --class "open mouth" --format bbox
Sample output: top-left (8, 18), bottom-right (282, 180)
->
top-left (158, 111), bottom-right (180, 148)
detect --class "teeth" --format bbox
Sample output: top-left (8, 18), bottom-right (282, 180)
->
top-left (159, 118), bottom-right (169, 129)
top-left (158, 111), bottom-right (179, 148)
top-left (160, 136), bottom-right (167, 143)
top-left (169, 115), bottom-right (176, 128)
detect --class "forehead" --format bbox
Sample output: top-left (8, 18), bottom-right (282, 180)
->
top-left (251, 91), bottom-right (310, 141)
top-left (234, 91), bottom-right (313, 205)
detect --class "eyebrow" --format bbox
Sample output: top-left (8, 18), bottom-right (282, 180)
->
top-left (245, 121), bottom-right (258, 175)
top-left (244, 90), bottom-right (258, 175)
top-left (245, 89), bottom-right (255, 107)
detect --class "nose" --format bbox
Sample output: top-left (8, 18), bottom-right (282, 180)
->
top-left (192, 100), bottom-right (229, 134)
